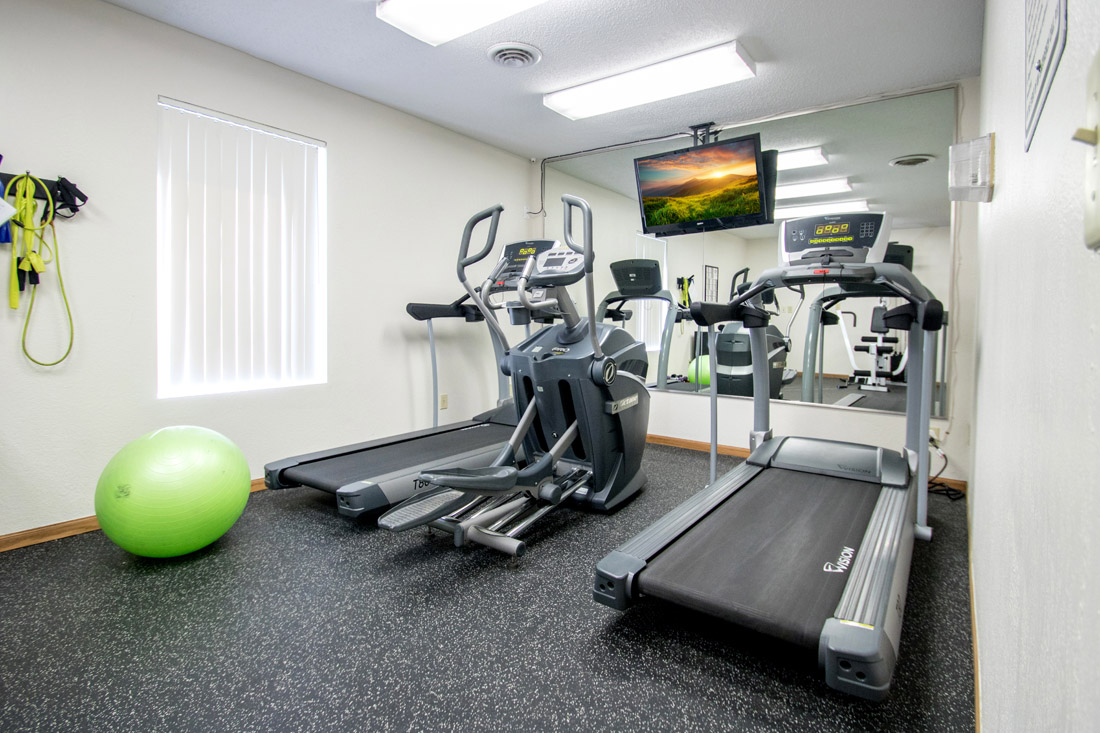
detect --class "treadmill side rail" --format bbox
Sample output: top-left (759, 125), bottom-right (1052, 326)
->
top-left (594, 551), bottom-right (647, 609)
top-left (264, 419), bottom-right (492, 490)
top-left (819, 475), bottom-right (917, 700)
top-left (335, 481), bottom-right (389, 518)
top-left (338, 442), bottom-right (509, 518)
top-left (819, 619), bottom-right (898, 701)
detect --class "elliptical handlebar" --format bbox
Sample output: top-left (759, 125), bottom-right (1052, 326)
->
top-left (456, 204), bottom-right (504, 283)
top-left (561, 194), bottom-right (594, 274)
top-left (561, 194), bottom-right (604, 362)
top-left (455, 204), bottom-right (510, 351)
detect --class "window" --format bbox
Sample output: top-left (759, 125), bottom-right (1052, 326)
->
top-left (634, 233), bottom-right (668, 351)
top-left (156, 97), bottom-right (327, 398)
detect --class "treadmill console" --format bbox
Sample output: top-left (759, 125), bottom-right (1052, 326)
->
top-left (780, 212), bottom-right (892, 266)
top-left (610, 259), bottom-right (663, 296)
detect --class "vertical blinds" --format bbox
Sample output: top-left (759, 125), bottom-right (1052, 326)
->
top-left (634, 233), bottom-right (668, 351)
top-left (156, 98), bottom-right (327, 398)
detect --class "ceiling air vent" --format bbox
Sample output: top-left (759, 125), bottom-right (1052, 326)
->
top-left (888, 154), bottom-right (936, 167)
top-left (488, 42), bottom-right (542, 68)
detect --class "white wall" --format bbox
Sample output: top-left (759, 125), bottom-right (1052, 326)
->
top-left (971, 1), bottom-right (1100, 728)
top-left (0, 0), bottom-right (532, 535)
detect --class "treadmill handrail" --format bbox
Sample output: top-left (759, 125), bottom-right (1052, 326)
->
top-left (406, 301), bottom-right (482, 322)
top-left (690, 262), bottom-right (944, 332)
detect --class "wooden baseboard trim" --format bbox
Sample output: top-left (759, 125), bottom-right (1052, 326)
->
top-left (1, 478), bottom-right (268, 553)
top-left (647, 434), bottom-right (751, 458)
top-left (0, 516), bottom-right (102, 553)
top-left (935, 477), bottom-right (968, 493)
top-left (646, 434), bottom-right (967, 493)
top-left (970, 522), bottom-right (981, 730)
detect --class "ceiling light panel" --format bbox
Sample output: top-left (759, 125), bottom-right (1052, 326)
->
top-left (776, 147), bottom-right (828, 170)
top-left (376, 0), bottom-right (550, 46)
top-left (773, 178), bottom-right (852, 200)
top-left (543, 41), bottom-right (756, 120)
top-left (773, 200), bottom-right (870, 219)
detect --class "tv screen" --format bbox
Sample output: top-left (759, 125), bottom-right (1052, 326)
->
top-left (634, 132), bottom-right (768, 237)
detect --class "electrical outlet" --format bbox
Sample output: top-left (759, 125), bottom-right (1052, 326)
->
top-left (929, 427), bottom-right (941, 441)
top-left (440, 394), bottom-right (448, 410)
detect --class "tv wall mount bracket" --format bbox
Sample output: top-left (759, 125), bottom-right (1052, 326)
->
top-left (690, 122), bottom-right (719, 147)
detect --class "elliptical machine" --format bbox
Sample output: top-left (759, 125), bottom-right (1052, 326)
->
top-left (378, 195), bottom-right (650, 557)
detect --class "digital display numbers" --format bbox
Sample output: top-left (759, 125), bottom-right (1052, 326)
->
top-left (508, 245), bottom-right (540, 265)
top-left (814, 222), bottom-right (850, 236)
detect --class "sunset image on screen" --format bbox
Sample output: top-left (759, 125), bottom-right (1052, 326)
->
top-left (636, 140), bottom-right (761, 228)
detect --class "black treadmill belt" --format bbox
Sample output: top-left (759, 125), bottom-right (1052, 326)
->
top-left (639, 468), bottom-right (880, 649)
top-left (282, 422), bottom-right (512, 492)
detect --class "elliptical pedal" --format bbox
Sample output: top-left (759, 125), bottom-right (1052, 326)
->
top-left (378, 486), bottom-right (471, 531)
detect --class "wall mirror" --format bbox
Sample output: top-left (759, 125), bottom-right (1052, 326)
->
top-left (546, 88), bottom-right (955, 418)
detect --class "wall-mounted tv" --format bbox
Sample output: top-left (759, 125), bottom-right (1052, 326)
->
top-left (634, 132), bottom-right (771, 237)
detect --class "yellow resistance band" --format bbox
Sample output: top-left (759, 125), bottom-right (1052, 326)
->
top-left (4, 173), bottom-right (74, 365)
top-left (5, 173), bottom-right (53, 309)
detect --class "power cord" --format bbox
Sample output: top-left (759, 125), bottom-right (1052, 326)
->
top-left (928, 435), bottom-right (964, 501)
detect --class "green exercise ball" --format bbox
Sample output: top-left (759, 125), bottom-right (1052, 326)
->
top-left (94, 426), bottom-right (251, 558)
top-left (685, 357), bottom-right (711, 386)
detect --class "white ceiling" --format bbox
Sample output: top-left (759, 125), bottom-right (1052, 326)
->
top-left (102, 0), bottom-right (984, 160)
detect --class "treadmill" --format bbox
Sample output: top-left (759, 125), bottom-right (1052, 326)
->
top-left (264, 239), bottom-right (556, 518)
top-left (593, 212), bottom-right (944, 700)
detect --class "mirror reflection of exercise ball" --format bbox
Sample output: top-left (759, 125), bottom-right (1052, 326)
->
top-left (685, 357), bottom-right (710, 386)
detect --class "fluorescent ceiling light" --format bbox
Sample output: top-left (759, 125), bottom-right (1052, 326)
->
top-left (774, 178), bottom-right (852, 201)
top-left (375, 0), bottom-right (550, 46)
top-left (774, 200), bottom-right (870, 219)
top-left (543, 41), bottom-right (756, 120)
top-left (776, 147), bottom-right (828, 171)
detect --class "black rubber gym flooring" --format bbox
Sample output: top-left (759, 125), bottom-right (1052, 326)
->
top-left (0, 444), bottom-right (974, 731)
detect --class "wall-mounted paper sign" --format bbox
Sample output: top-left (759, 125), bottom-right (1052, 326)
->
top-left (1024, 0), bottom-right (1067, 151)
